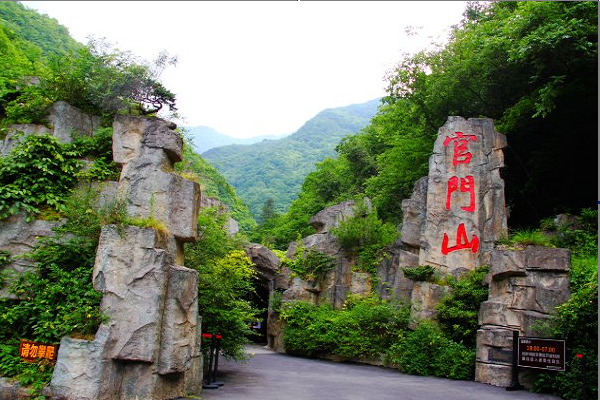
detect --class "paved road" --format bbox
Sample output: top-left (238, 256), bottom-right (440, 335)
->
top-left (192, 345), bottom-right (560, 400)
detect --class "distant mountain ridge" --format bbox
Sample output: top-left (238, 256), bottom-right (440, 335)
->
top-left (203, 98), bottom-right (381, 218)
top-left (185, 126), bottom-right (288, 153)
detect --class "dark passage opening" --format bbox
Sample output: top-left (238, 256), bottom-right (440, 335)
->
top-left (247, 277), bottom-right (269, 344)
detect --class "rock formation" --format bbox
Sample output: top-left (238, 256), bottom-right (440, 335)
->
top-left (0, 101), bottom-right (101, 156)
top-left (475, 246), bottom-right (571, 387)
top-left (50, 116), bottom-right (202, 400)
top-left (0, 214), bottom-right (62, 298)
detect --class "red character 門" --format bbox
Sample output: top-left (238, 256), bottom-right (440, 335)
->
top-left (446, 175), bottom-right (475, 212)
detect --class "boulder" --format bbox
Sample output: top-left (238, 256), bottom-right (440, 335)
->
top-left (309, 198), bottom-right (371, 234)
top-left (93, 225), bottom-right (173, 363)
top-left (246, 244), bottom-right (281, 280)
top-left (0, 124), bottom-right (51, 156)
top-left (158, 265), bottom-right (199, 375)
top-left (399, 177), bottom-right (428, 248)
top-left (47, 101), bottom-right (101, 143)
top-left (113, 116), bottom-right (200, 242)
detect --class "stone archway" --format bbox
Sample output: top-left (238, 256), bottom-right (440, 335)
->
top-left (245, 244), bottom-right (285, 349)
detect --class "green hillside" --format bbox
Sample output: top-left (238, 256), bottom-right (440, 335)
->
top-left (186, 125), bottom-right (286, 153)
top-left (0, 2), bottom-right (251, 229)
top-left (202, 98), bottom-right (381, 218)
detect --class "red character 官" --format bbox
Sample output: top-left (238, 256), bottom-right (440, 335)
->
top-left (443, 131), bottom-right (478, 166)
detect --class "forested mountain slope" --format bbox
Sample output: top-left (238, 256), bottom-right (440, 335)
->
top-left (202, 98), bottom-right (381, 217)
top-left (185, 125), bottom-right (287, 153)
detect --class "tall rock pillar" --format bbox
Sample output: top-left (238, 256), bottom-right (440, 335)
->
top-left (50, 116), bottom-right (201, 400)
top-left (409, 117), bottom-right (508, 320)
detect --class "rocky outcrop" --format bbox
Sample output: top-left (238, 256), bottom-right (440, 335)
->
top-left (0, 213), bottom-right (62, 298)
top-left (199, 194), bottom-right (239, 236)
top-left (1, 102), bottom-right (102, 157)
top-left (475, 246), bottom-right (571, 387)
top-left (47, 101), bottom-right (102, 143)
top-left (50, 116), bottom-right (201, 400)
top-left (0, 124), bottom-right (51, 156)
top-left (309, 199), bottom-right (371, 234)
top-left (418, 117), bottom-right (508, 274)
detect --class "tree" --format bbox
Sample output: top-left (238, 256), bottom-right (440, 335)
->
top-left (4, 38), bottom-right (178, 124)
top-left (259, 198), bottom-right (278, 225)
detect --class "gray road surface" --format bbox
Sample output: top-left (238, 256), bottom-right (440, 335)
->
top-left (189, 345), bottom-right (561, 400)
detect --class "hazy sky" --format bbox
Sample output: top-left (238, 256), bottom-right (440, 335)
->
top-left (22, 1), bottom-right (468, 138)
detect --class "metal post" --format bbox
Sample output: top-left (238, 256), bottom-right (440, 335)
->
top-left (202, 333), bottom-right (219, 389)
top-left (506, 330), bottom-right (523, 391)
top-left (211, 333), bottom-right (224, 386)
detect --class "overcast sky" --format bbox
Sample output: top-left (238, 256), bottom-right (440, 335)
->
top-left (23, 1), bottom-right (468, 138)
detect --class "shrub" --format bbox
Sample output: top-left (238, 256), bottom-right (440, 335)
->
top-left (185, 207), bottom-right (260, 361)
top-left (286, 247), bottom-right (336, 282)
top-left (401, 265), bottom-right (435, 282)
top-left (509, 229), bottom-right (553, 247)
top-left (0, 235), bottom-right (103, 343)
top-left (331, 202), bottom-right (397, 274)
top-left (385, 320), bottom-right (475, 380)
top-left (0, 133), bottom-right (80, 221)
top-left (281, 295), bottom-right (410, 359)
top-left (435, 266), bottom-right (489, 348)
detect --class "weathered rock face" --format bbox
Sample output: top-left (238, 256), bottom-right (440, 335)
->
top-left (418, 117), bottom-right (508, 274)
top-left (475, 246), bottom-right (571, 387)
top-left (399, 177), bottom-right (428, 249)
top-left (0, 124), bottom-right (52, 156)
top-left (50, 116), bottom-right (201, 400)
top-left (1, 102), bottom-right (103, 157)
top-left (113, 116), bottom-right (199, 246)
top-left (47, 101), bottom-right (102, 143)
top-left (247, 243), bottom-right (281, 281)
top-left (286, 230), bottom-right (354, 309)
top-left (200, 194), bottom-right (239, 236)
top-left (0, 213), bottom-right (63, 298)
top-left (309, 198), bottom-right (371, 234)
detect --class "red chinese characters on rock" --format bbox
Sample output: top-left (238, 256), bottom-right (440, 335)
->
top-left (443, 131), bottom-right (478, 166)
top-left (446, 175), bottom-right (475, 212)
top-left (441, 223), bottom-right (479, 255)
top-left (441, 131), bottom-right (479, 255)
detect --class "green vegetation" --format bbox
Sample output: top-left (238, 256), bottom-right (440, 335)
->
top-left (435, 267), bottom-right (489, 348)
top-left (283, 246), bottom-right (336, 282)
top-left (184, 207), bottom-right (261, 361)
top-left (0, 184), bottom-right (123, 396)
top-left (4, 39), bottom-right (177, 125)
top-left (401, 266), bottom-right (435, 282)
top-left (385, 320), bottom-right (474, 380)
top-left (175, 141), bottom-right (256, 233)
top-left (281, 295), bottom-right (410, 359)
top-left (331, 201), bottom-right (397, 276)
top-left (203, 99), bottom-right (381, 219)
top-left (261, 1), bottom-right (597, 248)
top-left (0, 128), bottom-right (119, 221)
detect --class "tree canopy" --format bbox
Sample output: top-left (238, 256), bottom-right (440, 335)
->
top-left (261, 1), bottom-right (597, 248)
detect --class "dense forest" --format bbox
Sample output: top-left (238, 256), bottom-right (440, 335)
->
top-left (203, 98), bottom-right (380, 218)
top-left (254, 1), bottom-right (598, 248)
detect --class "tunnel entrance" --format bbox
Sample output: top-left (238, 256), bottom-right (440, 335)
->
top-left (247, 276), bottom-right (270, 345)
